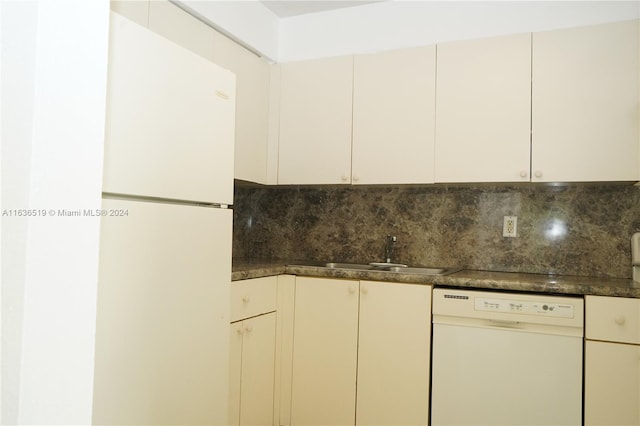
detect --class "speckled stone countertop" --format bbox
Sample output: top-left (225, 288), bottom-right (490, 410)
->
top-left (232, 260), bottom-right (640, 298)
top-left (231, 260), bottom-right (287, 281)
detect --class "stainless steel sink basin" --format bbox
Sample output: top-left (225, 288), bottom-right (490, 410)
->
top-left (324, 262), bottom-right (373, 270)
top-left (321, 262), bottom-right (459, 276)
top-left (369, 262), bottom-right (408, 269)
top-left (388, 266), bottom-right (460, 275)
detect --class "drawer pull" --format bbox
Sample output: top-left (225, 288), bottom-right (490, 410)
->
top-left (245, 325), bottom-right (252, 333)
top-left (614, 315), bottom-right (626, 325)
top-left (242, 296), bottom-right (250, 304)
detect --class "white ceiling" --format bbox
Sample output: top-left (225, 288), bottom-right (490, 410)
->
top-left (261, 0), bottom-right (385, 18)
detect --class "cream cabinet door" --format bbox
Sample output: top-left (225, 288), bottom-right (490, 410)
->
top-left (278, 56), bottom-right (354, 185)
top-left (356, 281), bottom-right (431, 426)
top-left (435, 33), bottom-right (532, 183)
top-left (290, 277), bottom-right (359, 425)
top-left (213, 33), bottom-right (271, 185)
top-left (532, 19), bottom-right (640, 182)
top-left (352, 46), bottom-right (436, 184)
top-left (231, 314), bottom-right (277, 426)
top-left (584, 340), bottom-right (640, 426)
top-left (229, 322), bottom-right (243, 426)
top-left (586, 295), bottom-right (640, 344)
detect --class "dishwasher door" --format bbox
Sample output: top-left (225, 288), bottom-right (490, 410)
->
top-left (431, 288), bottom-right (584, 426)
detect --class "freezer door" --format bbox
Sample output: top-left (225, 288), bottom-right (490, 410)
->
top-left (103, 12), bottom-right (235, 204)
top-left (93, 198), bottom-right (232, 425)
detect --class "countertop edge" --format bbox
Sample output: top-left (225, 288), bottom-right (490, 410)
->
top-left (232, 262), bottom-right (640, 298)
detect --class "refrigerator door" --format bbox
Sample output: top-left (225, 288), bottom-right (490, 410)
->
top-left (103, 13), bottom-right (235, 205)
top-left (93, 198), bottom-right (232, 425)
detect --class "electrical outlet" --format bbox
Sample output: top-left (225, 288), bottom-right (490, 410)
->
top-left (503, 216), bottom-right (517, 238)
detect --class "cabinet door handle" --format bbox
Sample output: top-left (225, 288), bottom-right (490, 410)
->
top-left (348, 286), bottom-right (357, 295)
top-left (520, 171), bottom-right (528, 178)
top-left (242, 296), bottom-right (250, 304)
top-left (245, 325), bottom-right (252, 333)
top-left (614, 315), bottom-right (626, 325)
top-left (361, 287), bottom-right (368, 295)
top-left (236, 327), bottom-right (244, 335)
top-left (353, 175), bottom-right (360, 182)
top-left (534, 171), bottom-right (542, 178)
top-left (341, 175), bottom-right (349, 182)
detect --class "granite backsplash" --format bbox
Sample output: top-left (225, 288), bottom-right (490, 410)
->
top-left (232, 183), bottom-right (640, 279)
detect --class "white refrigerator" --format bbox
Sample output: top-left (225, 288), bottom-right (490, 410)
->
top-left (93, 13), bottom-right (235, 425)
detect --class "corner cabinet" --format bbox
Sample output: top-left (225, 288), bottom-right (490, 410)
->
top-left (532, 20), bottom-right (640, 182)
top-left (585, 295), bottom-right (640, 425)
top-left (278, 56), bottom-right (354, 185)
top-left (229, 277), bottom-right (278, 426)
top-left (290, 277), bottom-right (431, 425)
top-left (434, 33), bottom-right (532, 183)
top-left (212, 33), bottom-right (273, 185)
top-left (352, 46), bottom-right (436, 185)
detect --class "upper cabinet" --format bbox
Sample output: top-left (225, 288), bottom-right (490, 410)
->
top-left (103, 12), bottom-right (235, 204)
top-left (353, 46), bottom-right (436, 185)
top-left (532, 19), bottom-right (640, 182)
top-left (111, 2), bottom-right (639, 186)
top-left (435, 33), bottom-right (532, 183)
top-left (278, 56), bottom-right (354, 185)
top-left (213, 34), bottom-right (272, 185)
top-left (278, 47), bottom-right (437, 186)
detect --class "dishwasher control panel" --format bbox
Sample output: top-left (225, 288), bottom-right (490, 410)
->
top-left (474, 297), bottom-right (575, 318)
top-left (433, 289), bottom-right (584, 329)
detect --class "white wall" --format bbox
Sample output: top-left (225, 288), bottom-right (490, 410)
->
top-left (179, 0), bottom-right (639, 63)
top-left (1, 0), bottom-right (109, 424)
top-left (278, 0), bottom-right (640, 62)
top-left (1, 1), bottom-right (38, 423)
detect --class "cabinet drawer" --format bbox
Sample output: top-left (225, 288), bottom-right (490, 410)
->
top-left (231, 276), bottom-right (277, 322)
top-left (586, 296), bottom-right (640, 344)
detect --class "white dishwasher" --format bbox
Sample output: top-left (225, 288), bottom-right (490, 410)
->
top-left (431, 288), bottom-right (584, 426)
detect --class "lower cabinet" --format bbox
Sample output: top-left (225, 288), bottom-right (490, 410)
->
top-left (585, 295), bottom-right (640, 426)
top-left (585, 340), bottom-right (640, 426)
top-left (290, 277), bottom-right (431, 425)
top-left (356, 280), bottom-right (431, 425)
top-left (229, 277), bottom-right (278, 426)
top-left (290, 277), bottom-right (359, 425)
top-left (230, 314), bottom-right (277, 426)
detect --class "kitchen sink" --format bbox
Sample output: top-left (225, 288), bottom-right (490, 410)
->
top-left (321, 262), bottom-right (459, 276)
top-left (324, 262), bottom-right (373, 270)
top-left (388, 266), bottom-right (454, 275)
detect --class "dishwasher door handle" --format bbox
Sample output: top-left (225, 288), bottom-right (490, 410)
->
top-left (486, 318), bottom-right (521, 328)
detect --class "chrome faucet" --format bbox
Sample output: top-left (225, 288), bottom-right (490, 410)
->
top-left (384, 235), bottom-right (397, 263)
